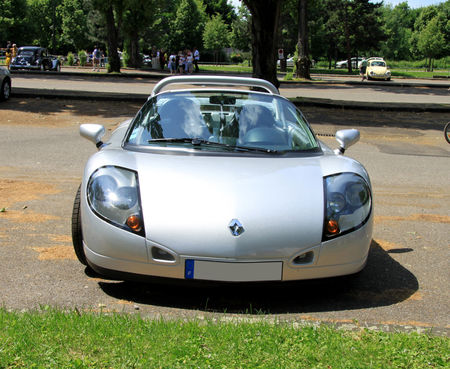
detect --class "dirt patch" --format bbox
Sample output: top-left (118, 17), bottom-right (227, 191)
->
top-left (31, 245), bottom-right (77, 260)
top-left (375, 214), bottom-right (450, 224)
top-left (0, 209), bottom-right (59, 223)
top-left (0, 179), bottom-right (61, 208)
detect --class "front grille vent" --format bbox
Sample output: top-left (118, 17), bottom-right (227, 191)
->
top-left (292, 251), bottom-right (314, 265)
top-left (151, 247), bottom-right (175, 262)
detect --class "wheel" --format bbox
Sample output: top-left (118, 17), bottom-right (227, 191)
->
top-left (386, 77), bottom-right (391, 81)
top-left (445, 122), bottom-right (450, 144)
top-left (72, 184), bottom-right (88, 265)
top-left (0, 78), bottom-right (11, 101)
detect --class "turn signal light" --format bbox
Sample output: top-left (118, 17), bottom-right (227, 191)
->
top-left (126, 215), bottom-right (142, 232)
top-left (326, 219), bottom-right (340, 236)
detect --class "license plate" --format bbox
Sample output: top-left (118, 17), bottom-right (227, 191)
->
top-left (185, 259), bottom-right (282, 282)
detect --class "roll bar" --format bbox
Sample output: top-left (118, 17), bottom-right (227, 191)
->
top-left (151, 75), bottom-right (280, 96)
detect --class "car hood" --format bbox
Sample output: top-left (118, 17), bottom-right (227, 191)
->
top-left (87, 148), bottom-right (366, 259)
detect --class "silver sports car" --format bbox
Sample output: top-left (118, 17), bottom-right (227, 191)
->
top-left (72, 76), bottom-right (373, 282)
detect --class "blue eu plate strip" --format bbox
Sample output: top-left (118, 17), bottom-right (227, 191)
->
top-left (185, 259), bottom-right (195, 279)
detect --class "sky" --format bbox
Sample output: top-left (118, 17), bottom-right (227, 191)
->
top-left (229, 0), bottom-right (446, 9)
top-left (383, 0), bottom-right (446, 7)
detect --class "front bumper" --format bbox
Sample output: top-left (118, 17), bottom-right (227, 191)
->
top-left (368, 72), bottom-right (391, 80)
top-left (10, 65), bottom-right (40, 70)
top-left (83, 215), bottom-right (373, 282)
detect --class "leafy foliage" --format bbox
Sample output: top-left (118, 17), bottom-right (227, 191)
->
top-left (0, 0), bottom-right (31, 46)
top-left (203, 14), bottom-right (230, 52)
top-left (169, 0), bottom-right (206, 52)
top-left (1, 0), bottom-right (448, 77)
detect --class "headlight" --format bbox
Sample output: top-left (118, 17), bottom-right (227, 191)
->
top-left (87, 166), bottom-right (145, 236)
top-left (323, 173), bottom-right (371, 240)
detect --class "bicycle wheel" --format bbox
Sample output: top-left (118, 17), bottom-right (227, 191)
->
top-left (445, 122), bottom-right (450, 144)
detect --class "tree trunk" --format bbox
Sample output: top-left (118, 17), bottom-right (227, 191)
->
top-left (105, 4), bottom-right (121, 73)
top-left (129, 31), bottom-right (141, 68)
top-left (243, 0), bottom-right (281, 88)
top-left (343, 2), bottom-right (352, 73)
top-left (295, 0), bottom-right (310, 79)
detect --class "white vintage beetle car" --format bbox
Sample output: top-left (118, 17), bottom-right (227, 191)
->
top-left (72, 76), bottom-right (373, 282)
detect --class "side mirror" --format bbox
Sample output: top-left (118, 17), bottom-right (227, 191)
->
top-left (335, 129), bottom-right (360, 155)
top-left (80, 124), bottom-right (105, 149)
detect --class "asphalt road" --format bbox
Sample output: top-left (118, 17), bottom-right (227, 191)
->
top-left (9, 68), bottom-right (450, 107)
top-left (0, 82), bottom-right (449, 335)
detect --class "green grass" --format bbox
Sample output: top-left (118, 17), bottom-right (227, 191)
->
top-left (0, 308), bottom-right (448, 368)
top-left (199, 63), bottom-right (253, 74)
top-left (198, 64), bottom-right (449, 79)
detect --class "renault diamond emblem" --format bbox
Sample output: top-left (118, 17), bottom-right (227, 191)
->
top-left (229, 219), bottom-right (244, 236)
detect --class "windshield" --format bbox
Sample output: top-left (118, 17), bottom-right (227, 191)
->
top-left (370, 61), bottom-right (386, 67)
top-left (125, 91), bottom-right (319, 154)
top-left (17, 50), bottom-right (35, 56)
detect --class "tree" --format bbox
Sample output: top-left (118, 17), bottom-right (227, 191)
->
top-left (296, 0), bottom-right (310, 79)
top-left (416, 16), bottom-right (446, 70)
top-left (92, 0), bottom-right (123, 73)
top-left (140, 0), bottom-right (178, 54)
top-left (203, 14), bottom-right (230, 64)
top-left (202, 0), bottom-right (236, 25)
top-left (26, 0), bottom-right (63, 52)
top-left (380, 2), bottom-right (414, 60)
top-left (122, 0), bottom-right (157, 68)
top-left (324, 0), bottom-right (385, 72)
top-left (242, 0), bottom-right (282, 88)
top-left (169, 0), bottom-right (206, 53)
top-left (60, 0), bottom-right (91, 53)
top-left (230, 4), bottom-right (252, 53)
top-left (411, 4), bottom-right (448, 69)
top-left (0, 0), bottom-right (31, 46)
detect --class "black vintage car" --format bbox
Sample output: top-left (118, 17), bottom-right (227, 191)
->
top-left (10, 46), bottom-right (61, 72)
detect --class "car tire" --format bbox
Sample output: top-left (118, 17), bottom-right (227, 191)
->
top-left (72, 184), bottom-right (88, 265)
top-left (386, 77), bottom-right (391, 81)
top-left (444, 121), bottom-right (450, 144)
top-left (0, 78), bottom-right (11, 101)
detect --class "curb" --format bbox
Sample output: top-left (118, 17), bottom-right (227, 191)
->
top-left (290, 96), bottom-right (450, 113)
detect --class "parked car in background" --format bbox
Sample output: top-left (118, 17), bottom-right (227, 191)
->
top-left (365, 57), bottom-right (391, 81)
top-left (277, 57), bottom-right (315, 69)
top-left (72, 75), bottom-right (373, 283)
top-left (142, 54), bottom-right (152, 66)
top-left (10, 46), bottom-right (61, 72)
top-left (335, 57), bottom-right (365, 69)
top-left (277, 56), bottom-right (294, 68)
top-left (0, 66), bottom-right (11, 101)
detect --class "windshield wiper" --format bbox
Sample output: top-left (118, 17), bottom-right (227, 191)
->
top-left (148, 138), bottom-right (278, 153)
top-left (148, 138), bottom-right (205, 144)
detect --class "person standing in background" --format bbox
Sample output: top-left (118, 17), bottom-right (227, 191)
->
top-left (193, 47), bottom-right (200, 73)
top-left (5, 42), bottom-right (12, 69)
